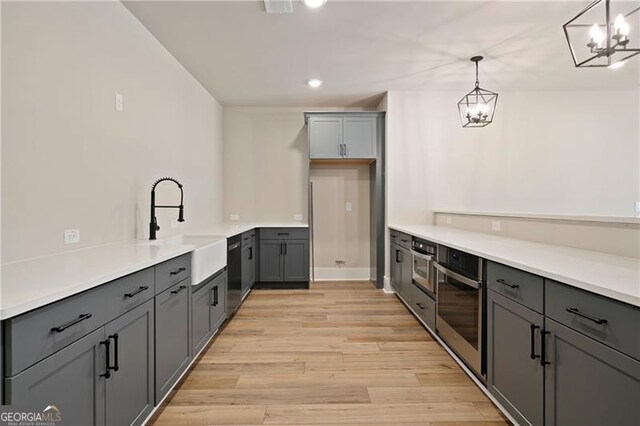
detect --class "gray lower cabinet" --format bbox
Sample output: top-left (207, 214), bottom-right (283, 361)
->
top-left (105, 300), bottom-right (154, 426)
top-left (211, 272), bottom-right (227, 331)
top-left (544, 318), bottom-right (640, 426)
top-left (191, 280), bottom-right (214, 356)
top-left (259, 231), bottom-right (309, 283)
top-left (4, 328), bottom-right (107, 426)
top-left (487, 290), bottom-right (544, 426)
top-left (259, 240), bottom-right (284, 281)
top-left (283, 239), bottom-right (309, 281)
top-left (390, 243), bottom-right (411, 302)
top-left (154, 280), bottom-right (190, 404)
top-left (390, 243), bottom-right (403, 294)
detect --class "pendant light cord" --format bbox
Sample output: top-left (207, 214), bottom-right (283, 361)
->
top-left (475, 60), bottom-right (480, 88)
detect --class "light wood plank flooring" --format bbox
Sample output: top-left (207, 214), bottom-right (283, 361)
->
top-left (149, 281), bottom-right (509, 425)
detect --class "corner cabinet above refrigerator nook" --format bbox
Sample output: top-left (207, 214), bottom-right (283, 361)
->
top-left (305, 112), bottom-right (383, 160)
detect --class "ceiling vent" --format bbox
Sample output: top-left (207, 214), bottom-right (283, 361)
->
top-left (264, 0), bottom-right (293, 14)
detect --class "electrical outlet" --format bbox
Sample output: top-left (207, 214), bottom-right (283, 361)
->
top-left (345, 202), bottom-right (352, 212)
top-left (445, 216), bottom-right (452, 225)
top-left (491, 220), bottom-right (501, 231)
top-left (230, 214), bottom-right (240, 221)
top-left (636, 201), bottom-right (640, 217)
top-left (294, 213), bottom-right (303, 221)
top-left (64, 229), bottom-right (80, 244)
top-left (115, 93), bottom-right (124, 112)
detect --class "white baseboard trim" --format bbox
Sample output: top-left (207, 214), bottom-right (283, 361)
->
top-left (382, 275), bottom-right (395, 293)
top-left (312, 267), bottom-right (371, 281)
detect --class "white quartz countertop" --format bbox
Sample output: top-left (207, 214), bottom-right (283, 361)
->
top-left (0, 222), bottom-right (308, 320)
top-left (186, 221), bottom-right (308, 239)
top-left (389, 224), bottom-right (640, 308)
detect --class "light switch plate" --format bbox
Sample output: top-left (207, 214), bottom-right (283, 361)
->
top-left (64, 229), bottom-right (80, 244)
top-left (115, 93), bottom-right (124, 112)
top-left (294, 213), bottom-right (303, 221)
top-left (491, 220), bottom-right (501, 231)
top-left (635, 201), bottom-right (640, 217)
top-left (345, 202), bottom-right (352, 212)
top-left (230, 214), bottom-right (240, 221)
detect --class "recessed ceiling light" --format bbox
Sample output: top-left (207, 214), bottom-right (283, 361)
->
top-left (608, 60), bottom-right (626, 70)
top-left (308, 79), bottom-right (323, 88)
top-left (304, 0), bottom-right (327, 9)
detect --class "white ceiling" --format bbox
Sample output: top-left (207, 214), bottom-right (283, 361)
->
top-left (124, 1), bottom-right (640, 107)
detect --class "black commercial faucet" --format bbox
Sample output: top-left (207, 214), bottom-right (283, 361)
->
top-left (149, 177), bottom-right (184, 240)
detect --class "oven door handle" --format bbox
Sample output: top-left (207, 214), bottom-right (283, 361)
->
top-left (410, 250), bottom-right (433, 262)
top-left (434, 263), bottom-right (481, 290)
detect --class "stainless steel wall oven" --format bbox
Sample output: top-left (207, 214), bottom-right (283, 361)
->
top-left (435, 245), bottom-right (485, 379)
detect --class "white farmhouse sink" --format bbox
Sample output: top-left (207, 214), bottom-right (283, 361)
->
top-left (136, 236), bottom-right (226, 285)
top-left (182, 236), bottom-right (227, 286)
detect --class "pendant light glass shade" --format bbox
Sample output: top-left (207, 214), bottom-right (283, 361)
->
top-left (563, 0), bottom-right (640, 68)
top-left (457, 56), bottom-right (498, 128)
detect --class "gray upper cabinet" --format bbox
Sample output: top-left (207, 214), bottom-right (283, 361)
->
top-left (307, 113), bottom-right (380, 160)
top-left (487, 290), bottom-right (544, 426)
top-left (544, 318), bottom-right (640, 426)
top-left (105, 300), bottom-right (154, 426)
top-left (308, 116), bottom-right (343, 159)
top-left (154, 280), bottom-right (190, 404)
top-left (4, 328), bottom-right (107, 426)
top-left (343, 117), bottom-right (376, 159)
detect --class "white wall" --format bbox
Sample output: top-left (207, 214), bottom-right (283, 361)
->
top-left (387, 89), bottom-right (640, 221)
top-left (2, 1), bottom-right (224, 263)
top-left (386, 89), bottom-right (640, 259)
top-left (223, 107), bottom-right (371, 223)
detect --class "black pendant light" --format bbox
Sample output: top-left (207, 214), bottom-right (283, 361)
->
top-left (563, 0), bottom-right (639, 68)
top-left (457, 56), bottom-right (498, 128)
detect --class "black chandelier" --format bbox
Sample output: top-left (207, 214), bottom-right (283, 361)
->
top-left (457, 56), bottom-right (498, 128)
top-left (563, 0), bottom-right (640, 68)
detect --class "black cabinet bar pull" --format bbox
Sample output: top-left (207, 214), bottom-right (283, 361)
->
top-left (540, 330), bottom-right (550, 366)
top-left (395, 249), bottom-right (401, 263)
top-left (212, 285), bottom-right (219, 307)
top-left (277, 232), bottom-right (290, 236)
top-left (171, 285), bottom-right (187, 295)
top-left (124, 286), bottom-right (149, 298)
top-left (249, 247), bottom-right (253, 260)
top-left (100, 339), bottom-right (111, 379)
top-left (110, 334), bottom-right (119, 372)
top-left (51, 313), bottom-right (92, 333)
top-left (416, 303), bottom-right (426, 310)
top-left (530, 324), bottom-right (540, 360)
top-left (170, 267), bottom-right (186, 276)
top-left (565, 307), bottom-right (608, 325)
top-left (497, 278), bottom-right (519, 289)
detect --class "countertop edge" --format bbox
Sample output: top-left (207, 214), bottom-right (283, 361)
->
top-left (0, 245), bottom-right (195, 320)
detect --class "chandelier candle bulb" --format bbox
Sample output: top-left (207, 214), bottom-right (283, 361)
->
top-left (564, 0), bottom-right (639, 67)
